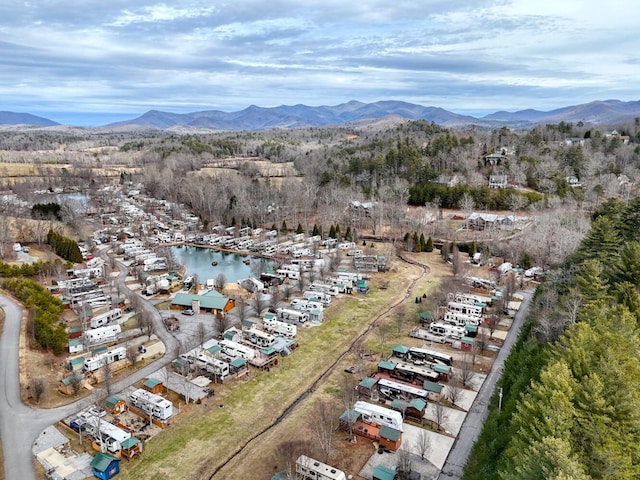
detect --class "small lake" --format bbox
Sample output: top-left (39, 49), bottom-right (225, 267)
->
top-left (171, 245), bottom-right (270, 283)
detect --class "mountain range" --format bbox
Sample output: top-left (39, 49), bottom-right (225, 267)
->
top-left (2, 99), bottom-right (639, 130)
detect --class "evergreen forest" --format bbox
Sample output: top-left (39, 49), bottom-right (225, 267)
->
top-left (465, 196), bottom-right (640, 479)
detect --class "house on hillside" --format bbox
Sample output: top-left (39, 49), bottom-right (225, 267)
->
top-left (434, 174), bottom-right (462, 187)
top-left (482, 153), bottom-right (507, 166)
top-left (468, 212), bottom-right (500, 230)
top-left (488, 174), bottom-right (508, 189)
top-left (563, 137), bottom-right (586, 146)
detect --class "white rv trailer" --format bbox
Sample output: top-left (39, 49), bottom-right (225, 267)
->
top-left (447, 301), bottom-right (483, 318)
top-left (296, 455), bottom-right (347, 480)
top-left (85, 418), bottom-right (131, 453)
top-left (85, 324), bottom-right (121, 344)
top-left (219, 339), bottom-right (256, 360)
top-left (302, 290), bottom-right (332, 305)
top-left (276, 269), bottom-right (300, 281)
top-left (90, 308), bottom-right (123, 328)
top-left (443, 311), bottom-right (481, 327)
top-left (245, 328), bottom-right (276, 348)
top-left (262, 316), bottom-right (297, 337)
top-left (428, 322), bottom-right (467, 339)
top-left (308, 282), bottom-right (341, 297)
top-left (452, 292), bottom-right (492, 307)
top-left (129, 388), bottom-right (173, 421)
top-left (290, 298), bottom-right (323, 312)
top-left (83, 346), bottom-right (127, 372)
top-left (377, 378), bottom-right (429, 401)
top-left (276, 307), bottom-right (309, 323)
top-left (353, 400), bottom-right (403, 431)
top-left (406, 347), bottom-right (454, 366)
top-left (191, 353), bottom-right (230, 379)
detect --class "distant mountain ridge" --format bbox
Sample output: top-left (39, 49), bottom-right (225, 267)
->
top-left (2, 99), bottom-right (640, 130)
top-left (0, 111), bottom-right (59, 127)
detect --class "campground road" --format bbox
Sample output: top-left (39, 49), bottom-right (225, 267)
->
top-left (437, 288), bottom-right (535, 480)
top-left (0, 257), bottom-right (179, 480)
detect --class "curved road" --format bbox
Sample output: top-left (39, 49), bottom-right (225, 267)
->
top-left (437, 288), bottom-right (534, 479)
top-left (0, 257), bottom-right (179, 480)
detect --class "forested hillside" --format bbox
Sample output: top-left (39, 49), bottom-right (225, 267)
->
top-left (464, 196), bottom-right (640, 479)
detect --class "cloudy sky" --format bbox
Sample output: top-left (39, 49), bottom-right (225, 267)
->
top-left (1, 0), bottom-right (638, 125)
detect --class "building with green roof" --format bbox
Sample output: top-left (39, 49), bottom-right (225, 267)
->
top-left (90, 452), bottom-right (120, 480)
top-left (373, 465), bottom-right (396, 480)
top-left (171, 289), bottom-right (234, 315)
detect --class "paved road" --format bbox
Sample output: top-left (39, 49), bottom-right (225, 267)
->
top-left (437, 288), bottom-right (535, 480)
top-left (0, 255), bottom-right (180, 480)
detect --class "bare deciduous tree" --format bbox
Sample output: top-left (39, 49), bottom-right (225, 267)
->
top-left (414, 429), bottom-right (432, 461)
top-left (126, 344), bottom-right (139, 367)
top-left (269, 287), bottom-right (282, 310)
top-left (234, 299), bottom-right (248, 324)
top-left (216, 313), bottom-right (232, 336)
top-left (252, 292), bottom-right (266, 317)
top-left (31, 377), bottom-right (45, 403)
top-left (433, 400), bottom-right (447, 432)
top-left (102, 361), bottom-right (113, 396)
top-left (272, 440), bottom-right (314, 480)
top-left (312, 400), bottom-right (336, 464)
top-left (138, 310), bottom-right (154, 340)
top-left (458, 355), bottom-right (475, 387)
top-left (341, 375), bottom-right (358, 441)
top-left (70, 372), bottom-right (83, 396)
top-left (445, 380), bottom-right (464, 407)
top-left (214, 273), bottom-right (227, 292)
top-left (196, 322), bottom-right (207, 346)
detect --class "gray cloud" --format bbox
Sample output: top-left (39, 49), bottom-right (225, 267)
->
top-left (1, 0), bottom-right (637, 124)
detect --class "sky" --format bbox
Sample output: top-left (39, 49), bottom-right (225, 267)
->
top-left (1, 0), bottom-right (638, 126)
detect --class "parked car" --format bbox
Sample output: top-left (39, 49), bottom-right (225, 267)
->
top-left (182, 309), bottom-right (195, 316)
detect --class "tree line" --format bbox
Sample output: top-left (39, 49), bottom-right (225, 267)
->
top-left (47, 229), bottom-right (83, 263)
top-left (3, 277), bottom-right (67, 354)
top-left (464, 197), bottom-right (640, 479)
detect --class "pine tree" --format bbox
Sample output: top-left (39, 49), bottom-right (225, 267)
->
top-left (281, 220), bottom-right (288, 233)
top-left (296, 223), bottom-right (304, 234)
top-left (426, 236), bottom-right (434, 252)
top-left (419, 233), bottom-right (426, 252)
top-left (312, 224), bottom-right (320, 236)
top-left (329, 225), bottom-right (336, 238)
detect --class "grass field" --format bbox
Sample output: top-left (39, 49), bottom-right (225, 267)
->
top-left (118, 251), bottom-right (450, 480)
